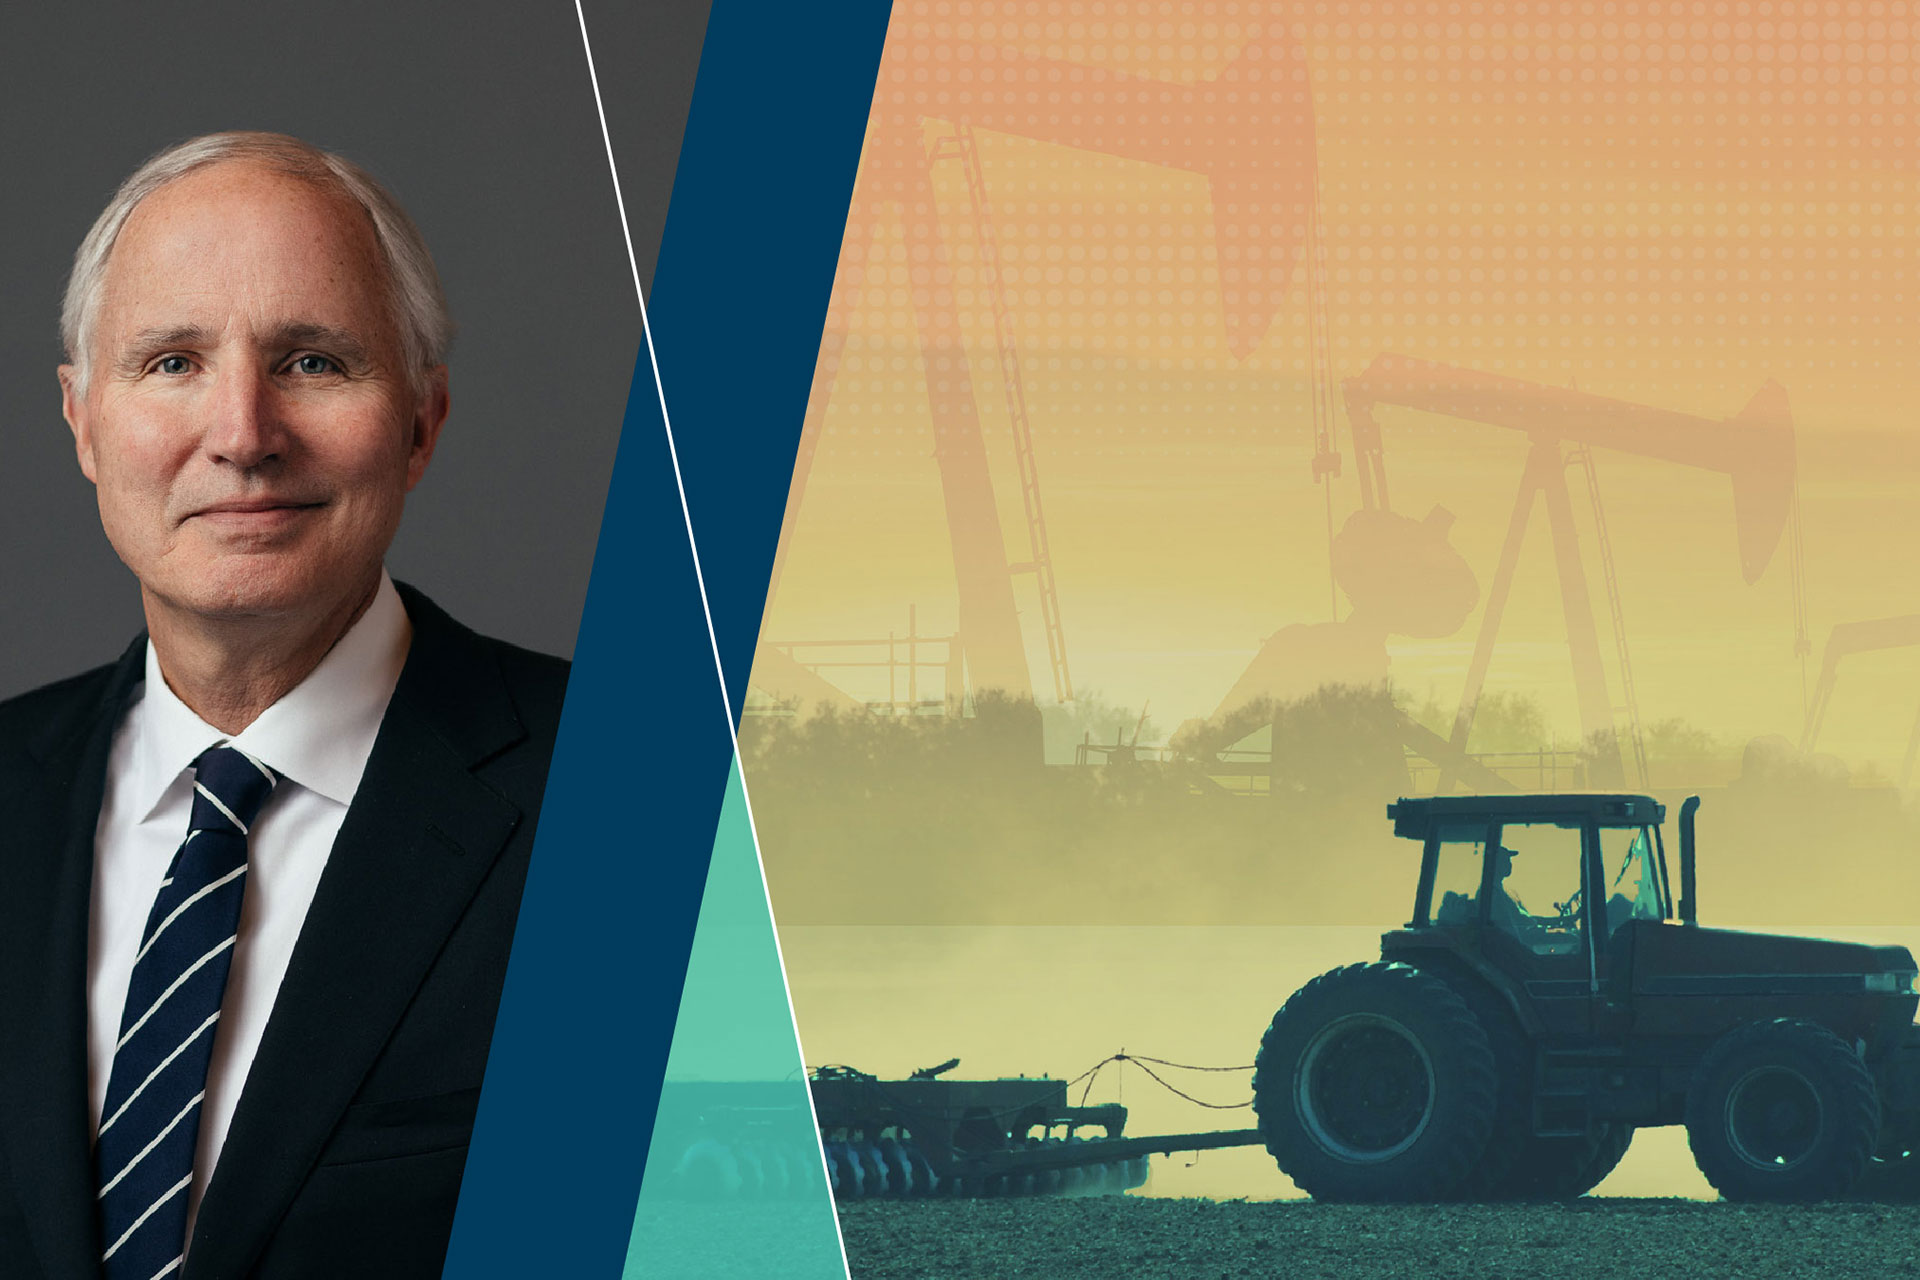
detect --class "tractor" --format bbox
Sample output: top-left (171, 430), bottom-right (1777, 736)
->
top-left (1253, 793), bottom-right (1920, 1201)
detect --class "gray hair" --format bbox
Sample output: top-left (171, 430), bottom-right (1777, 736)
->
top-left (61, 131), bottom-right (453, 393)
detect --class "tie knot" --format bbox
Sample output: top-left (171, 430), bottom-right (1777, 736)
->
top-left (189, 746), bottom-right (280, 836)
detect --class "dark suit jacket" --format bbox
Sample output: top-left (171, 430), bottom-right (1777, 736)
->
top-left (0, 585), bottom-right (569, 1280)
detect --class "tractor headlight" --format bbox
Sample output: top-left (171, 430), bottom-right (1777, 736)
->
top-left (1865, 971), bottom-right (1920, 995)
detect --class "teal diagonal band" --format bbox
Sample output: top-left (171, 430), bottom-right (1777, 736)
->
top-left (624, 759), bottom-right (844, 1278)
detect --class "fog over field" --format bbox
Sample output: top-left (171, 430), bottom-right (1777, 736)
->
top-left (782, 923), bottom-right (1920, 1202)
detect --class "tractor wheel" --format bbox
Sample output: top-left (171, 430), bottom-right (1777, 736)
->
top-left (1417, 967), bottom-right (1531, 1199)
top-left (1569, 1122), bottom-right (1634, 1193)
top-left (1685, 1018), bottom-right (1881, 1202)
top-left (1853, 1149), bottom-right (1920, 1202)
top-left (1253, 962), bottom-right (1498, 1202)
top-left (1492, 1124), bottom-right (1635, 1201)
top-left (1411, 964), bottom-right (1630, 1201)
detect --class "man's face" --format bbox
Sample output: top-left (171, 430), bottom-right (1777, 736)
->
top-left (60, 161), bottom-right (447, 631)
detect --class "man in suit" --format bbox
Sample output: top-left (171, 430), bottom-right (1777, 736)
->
top-left (0, 132), bottom-right (569, 1278)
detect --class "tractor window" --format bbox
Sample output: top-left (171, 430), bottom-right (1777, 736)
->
top-left (1428, 823), bottom-right (1487, 927)
top-left (1598, 825), bottom-right (1666, 934)
top-left (1491, 822), bottom-right (1586, 956)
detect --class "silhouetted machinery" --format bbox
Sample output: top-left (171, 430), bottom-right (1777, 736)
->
top-left (1204, 356), bottom-right (1799, 795)
top-left (753, 17), bottom-right (1318, 716)
top-left (651, 1063), bottom-right (1263, 1203)
top-left (1801, 614), bottom-right (1920, 787)
top-left (1341, 356), bottom-right (1797, 790)
top-left (653, 795), bottom-right (1920, 1205)
top-left (1254, 792), bottom-right (1920, 1202)
top-left (806, 1062), bottom-right (1254, 1199)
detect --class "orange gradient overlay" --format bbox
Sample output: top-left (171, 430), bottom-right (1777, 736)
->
top-left (748, 1), bottom-right (1920, 1200)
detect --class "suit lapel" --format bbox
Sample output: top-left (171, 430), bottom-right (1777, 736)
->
top-left (186, 592), bottom-right (526, 1280)
top-left (0, 643), bottom-right (144, 1280)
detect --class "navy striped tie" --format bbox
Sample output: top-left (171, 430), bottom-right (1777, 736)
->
top-left (96, 745), bottom-right (278, 1280)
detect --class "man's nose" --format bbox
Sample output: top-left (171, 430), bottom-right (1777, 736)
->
top-left (203, 364), bottom-right (288, 468)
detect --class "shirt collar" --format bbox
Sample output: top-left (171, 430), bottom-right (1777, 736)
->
top-left (125, 571), bottom-right (412, 818)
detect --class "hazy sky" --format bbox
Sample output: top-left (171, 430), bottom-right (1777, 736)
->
top-left (754, 0), bottom-right (1920, 1201)
top-left (766, 2), bottom-right (1920, 775)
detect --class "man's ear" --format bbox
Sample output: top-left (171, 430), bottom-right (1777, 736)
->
top-left (58, 365), bottom-right (99, 485)
top-left (404, 365), bottom-right (450, 492)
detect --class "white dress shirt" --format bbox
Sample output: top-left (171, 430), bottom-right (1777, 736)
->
top-left (86, 572), bottom-right (411, 1235)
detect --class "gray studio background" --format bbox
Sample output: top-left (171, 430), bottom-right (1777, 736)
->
top-left (0, 1), bottom-right (710, 699)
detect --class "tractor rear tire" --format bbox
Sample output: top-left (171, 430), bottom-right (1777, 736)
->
top-left (1492, 1124), bottom-right (1635, 1200)
top-left (1411, 964), bottom-right (1630, 1201)
top-left (1253, 963), bottom-right (1498, 1202)
top-left (1416, 966), bottom-right (1531, 1199)
top-left (1569, 1122), bottom-right (1634, 1194)
top-left (1853, 1148), bottom-right (1920, 1202)
top-left (1686, 1018), bottom-right (1880, 1202)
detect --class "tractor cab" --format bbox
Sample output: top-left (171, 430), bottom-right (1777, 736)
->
top-left (1388, 793), bottom-right (1670, 1037)
top-left (1397, 794), bottom-right (1668, 934)
top-left (1384, 792), bottom-right (1918, 1049)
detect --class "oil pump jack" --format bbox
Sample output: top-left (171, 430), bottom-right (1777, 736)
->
top-left (1801, 615), bottom-right (1920, 788)
top-left (1340, 354), bottom-right (1799, 791)
top-left (751, 9), bottom-right (1317, 722)
top-left (1199, 353), bottom-right (1798, 795)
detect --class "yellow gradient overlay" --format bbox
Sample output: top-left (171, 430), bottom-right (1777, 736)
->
top-left (751, 2), bottom-right (1920, 1201)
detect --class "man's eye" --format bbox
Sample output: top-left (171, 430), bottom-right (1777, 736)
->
top-left (291, 354), bottom-right (337, 376)
top-left (155, 355), bottom-right (192, 375)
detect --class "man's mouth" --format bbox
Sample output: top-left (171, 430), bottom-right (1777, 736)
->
top-left (188, 498), bottom-right (326, 527)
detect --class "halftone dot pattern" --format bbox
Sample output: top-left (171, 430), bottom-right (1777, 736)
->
top-left (770, 0), bottom-right (1920, 771)
top-left (753, 18), bottom-right (1920, 1223)
top-left (809, 2), bottom-right (1918, 457)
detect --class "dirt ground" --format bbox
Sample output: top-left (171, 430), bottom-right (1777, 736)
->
top-left (836, 1198), bottom-right (1920, 1280)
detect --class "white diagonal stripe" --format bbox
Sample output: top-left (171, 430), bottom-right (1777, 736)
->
top-left (99, 1090), bottom-right (205, 1198)
top-left (147, 1257), bottom-right (183, 1280)
top-left (572, 11), bottom-right (853, 1276)
top-left (134, 865), bottom-right (245, 965)
top-left (103, 1173), bottom-right (192, 1260)
top-left (235, 748), bottom-right (277, 787)
top-left (99, 1012), bottom-right (221, 1138)
top-left (193, 782), bottom-right (247, 834)
top-left (116, 937), bottom-right (235, 1051)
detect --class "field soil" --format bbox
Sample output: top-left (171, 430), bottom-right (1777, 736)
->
top-left (838, 1198), bottom-right (1920, 1280)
